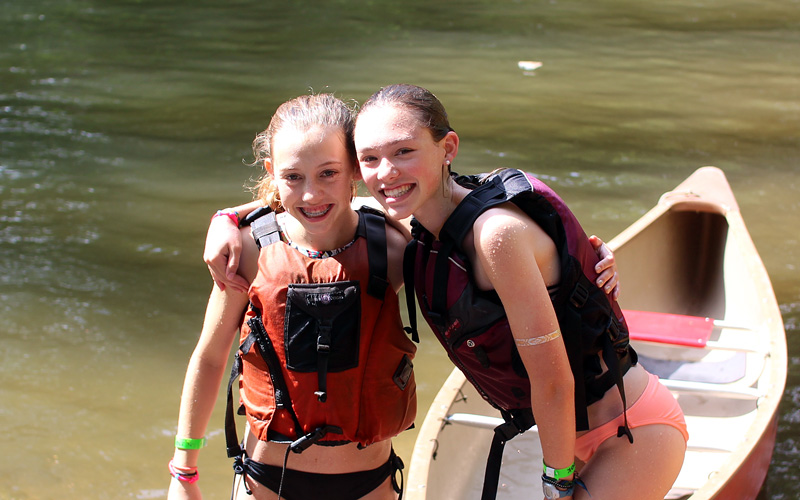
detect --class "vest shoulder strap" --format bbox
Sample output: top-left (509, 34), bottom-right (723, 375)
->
top-left (356, 207), bottom-right (390, 300)
top-left (439, 175), bottom-right (508, 247)
top-left (242, 206), bottom-right (281, 249)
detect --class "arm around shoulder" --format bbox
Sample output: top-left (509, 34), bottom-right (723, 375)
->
top-left (384, 222), bottom-right (408, 294)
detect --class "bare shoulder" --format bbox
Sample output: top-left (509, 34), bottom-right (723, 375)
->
top-left (473, 204), bottom-right (535, 253)
top-left (238, 226), bottom-right (260, 284)
top-left (472, 203), bottom-right (559, 287)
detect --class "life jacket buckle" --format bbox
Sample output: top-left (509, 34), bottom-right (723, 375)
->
top-left (570, 282), bottom-right (589, 308)
top-left (289, 425), bottom-right (343, 454)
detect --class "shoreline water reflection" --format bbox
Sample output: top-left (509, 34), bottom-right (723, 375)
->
top-left (1, 1), bottom-right (798, 498)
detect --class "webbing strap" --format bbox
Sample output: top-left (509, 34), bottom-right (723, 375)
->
top-left (431, 177), bottom-right (508, 317)
top-left (245, 308), bottom-right (304, 432)
top-left (225, 335), bottom-right (255, 458)
top-left (245, 207), bottom-right (281, 249)
top-left (402, 239), bottom-right (420, 343)
top-left (359, 210), bottom-right (390, 300)
top-left (480, 409), bottom-right (535, 500)
top-left (603, 320), bottom-right (634, 443)
top-left (439, 176), bottom-right (506, 245)
top-left (314, 321), bottom-right (333, 402)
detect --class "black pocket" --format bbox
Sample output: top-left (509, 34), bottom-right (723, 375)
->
top-left (284, 281), bottom-right (361, 373)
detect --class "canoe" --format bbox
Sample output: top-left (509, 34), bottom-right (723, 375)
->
top-left (406, 167), bottom-right (787, 500)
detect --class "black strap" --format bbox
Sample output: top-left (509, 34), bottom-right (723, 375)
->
top-left (603, 319), bottom-right (635, 443)
top-left (390, 449), bottom-right (405, 499)
top-left (243, 307), bottom-right (304, 434)
top-left (481, 409), bottom-right (535, 500)
top-left (402, 239), bottom-right (420, 343)
top-left (430, 177), bottom-right (508, 318)
top-left (225, 335), bottom-right (256, 458)
top-left (439, 176), bottom-right (506, 246)
top-left (314, 320), bottom-right (333, 402)
top-left (358, 209), bottom-right (390, 300)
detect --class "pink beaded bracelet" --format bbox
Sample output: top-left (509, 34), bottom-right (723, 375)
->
top-left (211, 210), bottom-right (240, 227)
top-left (168, 459), bottom-right (200, 484)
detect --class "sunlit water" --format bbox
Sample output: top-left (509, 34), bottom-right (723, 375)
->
top-left (1, 1), bottom-right (798, 498)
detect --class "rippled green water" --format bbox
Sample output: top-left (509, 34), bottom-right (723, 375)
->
top-left (2, 1), bottom-right (798, 498)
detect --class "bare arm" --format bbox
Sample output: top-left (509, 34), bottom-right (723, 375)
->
top-left (168, 285), bottom-right (250, 500)
top-left (170, 228), bottom-right (259, 500)
top-left (473, 208), bottom-right (576, 482)
top-left (384, 223), bottom-right (408, 293)
top-left (203, 200), bottom-right (263, 293)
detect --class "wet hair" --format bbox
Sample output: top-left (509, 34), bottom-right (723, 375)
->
top-left (358, 84), bottom-right (454, 141)
top-left (251, 93), bottom-right (357, 211)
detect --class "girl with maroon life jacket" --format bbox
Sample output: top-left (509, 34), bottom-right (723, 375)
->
top-left (352, 84), bottom-right (688, 500)
top-left (169, 94), bottom-right (415, 500)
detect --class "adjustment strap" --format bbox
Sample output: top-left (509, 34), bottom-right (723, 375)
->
top-left (315, 321), bottom-right (333, 402)
top-left (245, 306), bottom-right (304, 436)
top-left (225, 335), bottom-right (256, 458)
top-left (430, 239), bottom-right (454, 324)
top-left (245, 207), bottom-right (281, 249)
top-left (603, 319), bottom-right (634, 444)
top-left (289, 425), bottom-right (344, 454)
top-left (481, 409), bottom-right (535, 500)
top-left (432, 176), bottom-right (507, 319)
top-left (402, 239), bottom-right (420, 343)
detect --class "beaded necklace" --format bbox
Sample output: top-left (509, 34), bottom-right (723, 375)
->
top-left (277, 213), bottom-right (355, 259)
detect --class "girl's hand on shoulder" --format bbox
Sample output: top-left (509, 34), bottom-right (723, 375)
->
top-left (204, 214), bottom-right (249, 294)
top-left (589, 235), bottom-right (620, 300)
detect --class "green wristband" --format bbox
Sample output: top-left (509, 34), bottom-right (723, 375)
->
top-left (175, 436), bottom-right (207, 450)
top-left (543, 461), bottom-right (575, 480)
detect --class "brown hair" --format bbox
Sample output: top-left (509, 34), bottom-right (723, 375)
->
top-left (358, 84), bottom-right (454, 141)
top-left (251, 94), bottom-right (357, 211)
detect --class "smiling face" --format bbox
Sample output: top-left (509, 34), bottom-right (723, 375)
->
top-left (268, 124), bottom-right (359, 248)
top-left (355, 103), bottom-right (455, 221)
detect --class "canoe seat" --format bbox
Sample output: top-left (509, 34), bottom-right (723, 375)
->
top-left (623, 309), bottom-right (760, 352)
top-left (624, 310), bottom-right (714, 348)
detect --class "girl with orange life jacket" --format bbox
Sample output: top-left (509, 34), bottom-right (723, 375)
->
top-left (168, 94), bottom-right (415, 500)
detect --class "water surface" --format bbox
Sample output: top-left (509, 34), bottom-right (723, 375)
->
top-left (1, 1), bottom-right (798, 498)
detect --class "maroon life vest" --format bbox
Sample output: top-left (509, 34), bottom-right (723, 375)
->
top-left (404, 168), bottom-right (637, 431)
top-left (404, 169), bottom-right (637, 500)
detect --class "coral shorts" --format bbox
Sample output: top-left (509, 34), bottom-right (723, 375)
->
top-left (575, 372), bottom-right (689, 462)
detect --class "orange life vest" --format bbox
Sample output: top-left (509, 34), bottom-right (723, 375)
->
top-left (227, 208), bottom-right (416, 452)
